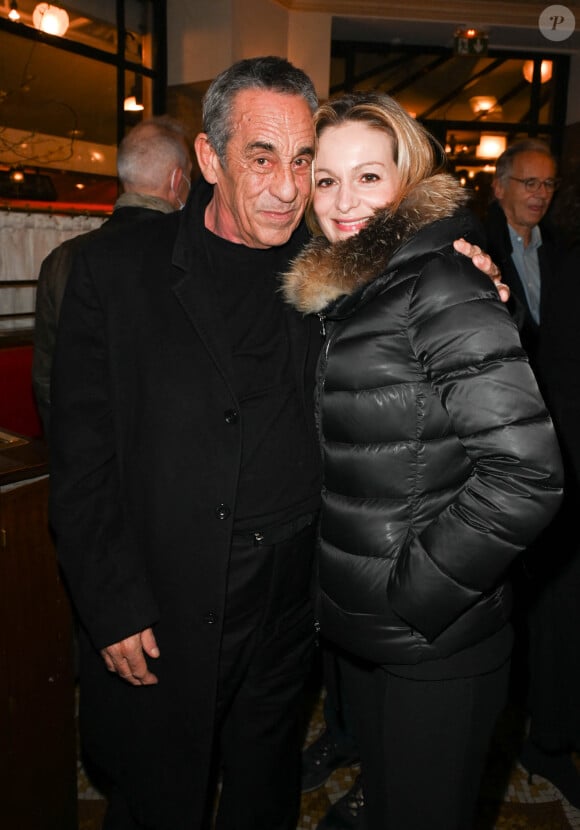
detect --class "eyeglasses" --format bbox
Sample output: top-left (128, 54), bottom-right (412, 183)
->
top-left (508, 176), bottom-right (560, 193)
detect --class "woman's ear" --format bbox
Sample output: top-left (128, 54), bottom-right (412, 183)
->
top-left (194, 133), bottom-right (220, 184)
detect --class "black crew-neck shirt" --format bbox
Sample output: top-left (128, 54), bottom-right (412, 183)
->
top-left (205, 228), bottom-right (320, 530)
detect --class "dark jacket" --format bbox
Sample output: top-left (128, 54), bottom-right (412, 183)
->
top-left (282, 174), bottom-right (563, 668)
top-left (484, 199), bottom-right (559, 370)
top-left (33, 200), bottom-right (173, 435)
top-left (48, 178), bottom-right (321, 827)
top-left (537, 242), bottom-right (580, 490)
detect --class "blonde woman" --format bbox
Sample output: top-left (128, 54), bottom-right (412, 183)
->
top-left (282, 92), bottom-right (563, 830)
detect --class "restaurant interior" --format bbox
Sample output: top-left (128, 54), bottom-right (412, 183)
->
top-left (1, 2), bottom-right (579, 828)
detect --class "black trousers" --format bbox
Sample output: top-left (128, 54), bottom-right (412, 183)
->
top-left (522, 504), bottom-right (580, 752)
top-left (320, 642), bottom-right (359, 757)
top-left (103, 521), bottom-right (316, 830)
top-left (212, 521), bottom-right (316, 830)
top-left (341, 654), bottom-right (510, 830)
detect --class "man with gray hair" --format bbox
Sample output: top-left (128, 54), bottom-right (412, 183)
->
top-left (485, 137), bottom-right (559, 364)
top-left (50, 57), bottom-right (322, 830)
top-left (116, 115), bottom-right (192, 208)
top-left (485, 141), bottom-right (580, 807)
top-left (32, 115), bottom-right (192, 433)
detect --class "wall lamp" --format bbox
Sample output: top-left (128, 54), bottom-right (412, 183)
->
top-left (476, 135), bottom-right (507, 160)
top-left (123, 92), bottom-right (144, 112)
top-left (522, 60), bottom-right (553, 84)
top-left (124, 74), bottom-right (144, 112)
top-left (9, 166), bottom-right (25, 183)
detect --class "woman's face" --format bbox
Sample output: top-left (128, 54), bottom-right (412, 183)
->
top-left (313, 121), bottom-right (401, 243)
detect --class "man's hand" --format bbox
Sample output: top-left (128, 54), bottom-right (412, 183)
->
top-left (453, 238), bottom-right (510, 304)
top-left (101, 627), bottom-right (160, 686)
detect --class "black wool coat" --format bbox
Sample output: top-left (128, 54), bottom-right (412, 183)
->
top-left (48, 178), bottom-right (322, 827)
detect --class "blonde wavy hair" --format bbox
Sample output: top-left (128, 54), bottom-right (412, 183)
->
top-left (307, 91), bottom-right (445, 234)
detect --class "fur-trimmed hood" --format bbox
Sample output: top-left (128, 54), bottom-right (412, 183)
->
top-left (281, 173), bottom-right (469, 315)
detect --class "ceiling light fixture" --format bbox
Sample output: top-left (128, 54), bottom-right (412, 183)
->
top-left (8, 1), bottom-right (21, 21)
top-left (469, 96), bottom-right (498, 115)
top-left (522, 60), bottom-right (553, 84)
top-left (32, 3), bottom-right (70, 37)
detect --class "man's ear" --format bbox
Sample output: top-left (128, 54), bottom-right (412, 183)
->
top-left (195, 133), bottom-right (220, 184)
top-left (492, 177), bottom-right (503, 201)
top-left (170, 166), bottom-right (183, 192)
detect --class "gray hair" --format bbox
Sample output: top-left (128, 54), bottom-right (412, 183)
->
top-left (495, 138), bottom-right (555, 182)
top-left (202, 56), bottom-right (318, 166)
top-left (117, 115), bottom-right (192, 189)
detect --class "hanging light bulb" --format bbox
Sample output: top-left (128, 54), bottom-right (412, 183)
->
top-left (8, 1), bottom-right (21, 21)
top-left (32, 3), bottom-right (70, 37)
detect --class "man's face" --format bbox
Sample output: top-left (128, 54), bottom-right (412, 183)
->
top-left (493, 151), bottom-right (556, 238)
top-left (198, 89), bottom-right (315, 249)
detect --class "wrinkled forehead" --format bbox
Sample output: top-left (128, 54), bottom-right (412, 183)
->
top-left (228, 89), bottom-right (315, 155)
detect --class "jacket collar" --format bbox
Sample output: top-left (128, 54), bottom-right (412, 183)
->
top-left (281, 173), bottom-right (469, 315)
top-left (114, 192), bottom-right (175, 214)
top-left (170, 177), bottom-right (213, 273)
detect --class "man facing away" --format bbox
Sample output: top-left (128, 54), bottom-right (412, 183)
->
top-left (48, 57), bottom-right (504, 830)
top-left (32, 115), bottom-right (192, 434)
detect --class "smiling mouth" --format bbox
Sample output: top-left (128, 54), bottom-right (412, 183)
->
top-left (333, 217), bottom-right (370, 232)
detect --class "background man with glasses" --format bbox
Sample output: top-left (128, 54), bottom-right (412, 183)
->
top-left (485, 140), bottom-right (580, 808)
top-left (485, 137), bottom-right (559, 364)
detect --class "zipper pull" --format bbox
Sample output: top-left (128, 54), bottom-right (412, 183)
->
top-left (318, 313), bottom-right (326, 336)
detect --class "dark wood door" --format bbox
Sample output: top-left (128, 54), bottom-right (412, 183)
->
top-left (0, 471), bottom-right (77, 829)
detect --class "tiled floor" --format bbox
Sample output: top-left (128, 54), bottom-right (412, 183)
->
top-left (77, 690), bottom-right (580, 829)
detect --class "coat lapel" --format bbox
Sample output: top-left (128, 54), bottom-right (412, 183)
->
top-left (168, 180), bottom-right (237, 392)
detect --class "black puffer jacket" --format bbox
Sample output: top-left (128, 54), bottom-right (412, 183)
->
top-left (282, 174), bottom-right (563, 666)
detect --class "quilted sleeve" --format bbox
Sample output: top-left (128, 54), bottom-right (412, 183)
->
top-left (387, 252), bottom-right (563, 642)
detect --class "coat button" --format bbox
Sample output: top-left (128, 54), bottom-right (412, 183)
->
top-left (215, 503), bottom-right (231, 520)
top-left (203, 612), bottom-right (218, 625)
top-left (224, 409), bottom-right (239, 424)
